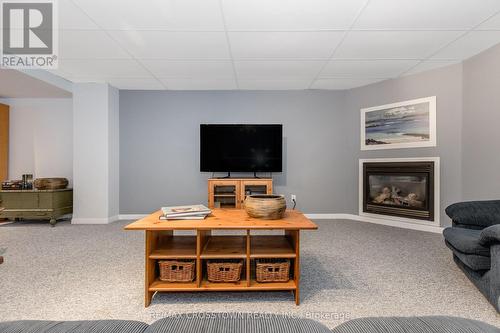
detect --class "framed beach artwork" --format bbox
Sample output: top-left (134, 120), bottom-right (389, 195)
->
top-left (360, 96), bottom-right (436, 151)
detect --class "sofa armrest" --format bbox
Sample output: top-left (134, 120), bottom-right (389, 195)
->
top-left (480, 225), bottom-right (500, 246)
top-left (445, 200), bottom-right (500, 228)
top-left (489, 244), bottom-right (500, 312)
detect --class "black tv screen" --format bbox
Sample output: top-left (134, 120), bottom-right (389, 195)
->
top-left (200, 124), bottom-right (283, 172)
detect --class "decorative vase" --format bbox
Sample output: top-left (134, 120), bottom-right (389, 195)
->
top-left (244, 194), bottom-right (286, 220)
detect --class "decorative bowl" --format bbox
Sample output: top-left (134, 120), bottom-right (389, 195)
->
top-left (34, 178), bottom-right (69, 190)
top-left (244, 194), bottom-right (286, 220)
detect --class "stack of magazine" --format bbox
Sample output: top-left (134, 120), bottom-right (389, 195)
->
top-left (160, 205), bottom-right (211, 220)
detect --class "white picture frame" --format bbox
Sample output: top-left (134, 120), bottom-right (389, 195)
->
top-left (360, 96), bottom-right (436, 151)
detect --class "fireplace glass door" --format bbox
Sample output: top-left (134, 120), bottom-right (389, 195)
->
top-left (368, 174), bottom-right (428, 210)
top-left (363, 162), bottom-right (434, 221)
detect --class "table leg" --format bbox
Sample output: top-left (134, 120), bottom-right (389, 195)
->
top-left (295, 230), bottom-right (300, 305)
top-left (145, 231), bottom-right (156, 307)
top-left (286, 230), bottom-right (300, 305)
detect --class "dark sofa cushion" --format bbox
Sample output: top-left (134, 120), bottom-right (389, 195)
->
top-left (445, 201), bottom-right (500, 228)
top-left (0, 320), bottom-right (149, 333)
top-left (331, 316), bottom-right (500, 333)
top-left (446, 243), bottom-right (491, 271)
top-left (443, 227), bottom-right (490, 256)
top-left (145, 313), bottom-right (331, 333)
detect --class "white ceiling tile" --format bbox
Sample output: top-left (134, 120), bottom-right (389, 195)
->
top-left (59, 30), bottom-right (131, 59)
top-left (431, 31), bottom-right (500, 60)
top-left (160, 78), bottom-right (237, 90)
top-left (108, 78), bottom-right (165, 90)
top-left (238, 79), bottom-right (311, 90)
top-left (334, 31), bottom-right (462, 59)
top-left (235, 61), bottom-right (325, 78)
top-left (321, 60), bottom-right (418, 78)
top-left (59, 59), bottom-right (152, 78)
top-left (311, 78), bottom-right (385, 90)
top-left (403, 60), bottom-right (460, 76)
top-left (477, 13), bottom-right (500, 30)
top-left (141, 60), bottom-right (234, 77)
top-left (46, 2), bottom-right (500, 90)
top-left (59, 0), bottom-right (99, 30)
top-left (222, 0), bottom-right (366, 31)
top-left (354, 0), bottom-right (500, 30)
top-left (229, 32), bottom-right (344, 59)
top-left (108, 31), bottom-right (231, 59)
top-left (72, 0), bottom-right (224, 30)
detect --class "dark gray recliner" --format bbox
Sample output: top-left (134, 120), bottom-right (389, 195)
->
top-left (443, 200), bottom-right (500, 312)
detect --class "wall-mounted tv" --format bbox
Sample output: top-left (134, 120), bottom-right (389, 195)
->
top-left (200, 124), bottom-right (283, 173)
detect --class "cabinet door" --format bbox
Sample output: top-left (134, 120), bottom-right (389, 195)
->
top-left (0, 192), bottom-right (38, 209)
top-left (240, 180), bottom-right (273, 203)
top-left (208, 180), bottom-right (241, 209)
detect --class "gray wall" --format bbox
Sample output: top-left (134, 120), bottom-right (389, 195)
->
top-left (120, 91), bottom-right (353, 214)
top-left (120, 46), bottom-right (498, 226)
top-left (345, 64), bottom-right (464, 226)
top-left (462, 43), bottom-right (500, 200)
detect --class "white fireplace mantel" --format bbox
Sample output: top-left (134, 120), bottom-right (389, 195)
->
top-left (359, 157), bottom-right (441, 226)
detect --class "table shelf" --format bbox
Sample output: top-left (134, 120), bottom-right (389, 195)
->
top-left (249, 278), bottom-right (296, 290)
top-left (150, 278), bottom-right (297, 292)
top-left (200, 278), bottom-right (249, 290)
top-left (201, 236), bottom-right (247, 259)
top-left (250, 235), bottom-right (296, 258)
top-left (149, 279), bottom-right (198, 291)
top-left (149, 236), bottom-right (197, 259)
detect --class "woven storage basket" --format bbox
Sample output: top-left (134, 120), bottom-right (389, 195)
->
top-left (158, 260), bottom-right (195, 282)
top-left (244, 194), bottom-right (286, 220)
top-left (207, 260), bottom-right (243, 282)
top-left (34, 178), bottom-right (69, 190)
top-left (256, 259), bottom-right (290, 282)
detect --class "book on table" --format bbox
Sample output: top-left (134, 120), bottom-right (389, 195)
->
top-left (160, 204), bottom-right (211, 220)
top-left (159, 215), bottom-right (208, 220)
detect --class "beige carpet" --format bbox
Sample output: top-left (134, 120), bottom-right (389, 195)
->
top-left (0, 219), bottom-right (499, 329)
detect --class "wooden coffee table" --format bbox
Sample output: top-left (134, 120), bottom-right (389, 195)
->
top-left (125, 209), bottom-right (317, 306)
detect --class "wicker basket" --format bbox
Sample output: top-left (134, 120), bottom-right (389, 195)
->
top-left (256, 259), bottom-right (290, 282)
top-left (158, 260), bottom-right (195, 282)
top-left (207, 260), bottom-right (243, 282)
top-left (34, 178), bottom-right (69, 190)
top-left (244, 194), bottom-right (286, 220)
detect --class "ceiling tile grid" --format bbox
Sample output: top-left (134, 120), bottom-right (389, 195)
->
top-left (51, 0), bottom-right (500, 90)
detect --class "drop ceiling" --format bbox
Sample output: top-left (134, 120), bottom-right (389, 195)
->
top-left (48, 0), bottom-right (500, 90)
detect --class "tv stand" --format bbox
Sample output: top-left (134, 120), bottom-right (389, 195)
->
top-left (208, 178), bottom-right (273, 209)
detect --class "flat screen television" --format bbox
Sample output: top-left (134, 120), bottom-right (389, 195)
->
top-left (200, 124), bottom-right (282, 173)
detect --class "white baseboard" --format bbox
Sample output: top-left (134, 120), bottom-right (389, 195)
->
top-left (71, 215), bottom-right (119, 224)
top-left (118, 214), bottom-right (147, 220)
top-left (305, 213), bottom-right (354, 220)
top-left (306, 213), bottom-right (444, 234)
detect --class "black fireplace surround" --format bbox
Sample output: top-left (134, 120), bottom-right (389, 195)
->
top-left (363, 161), bottom-right (435, 221)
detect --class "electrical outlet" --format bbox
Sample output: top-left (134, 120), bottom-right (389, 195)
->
top-left (291, 194), bottom-right (296, 201)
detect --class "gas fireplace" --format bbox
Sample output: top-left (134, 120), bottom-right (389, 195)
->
top-left (362, 161), bottom-right (435, 221)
